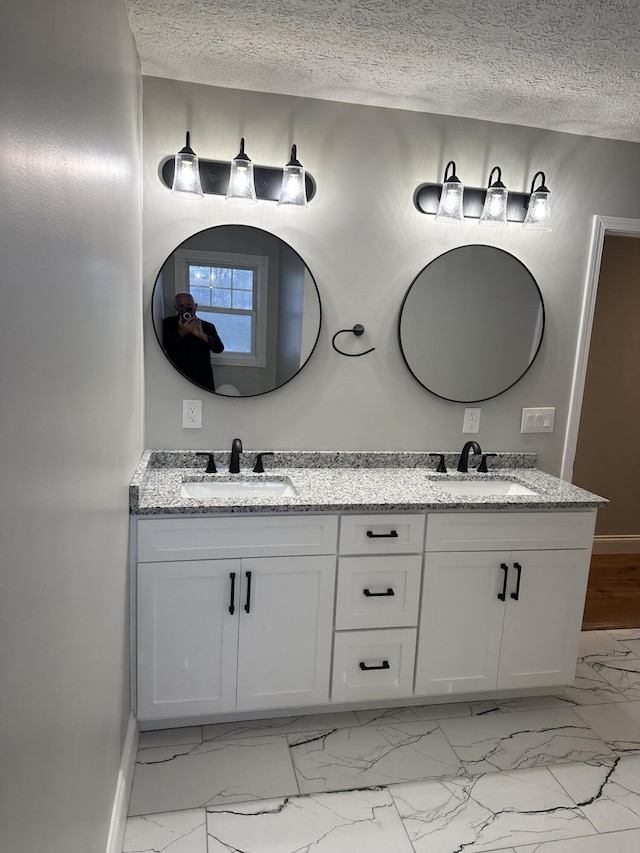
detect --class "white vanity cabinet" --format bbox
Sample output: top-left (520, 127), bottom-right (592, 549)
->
top-left (415, 511), bottom-right (597, 696)
top-left (135, 515), bottom-right (337, 721)
top-left (133, 503), bottom-right (600, 724)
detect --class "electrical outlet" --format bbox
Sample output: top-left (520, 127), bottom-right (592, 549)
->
top-left (521, 407), bottom-right (555, 433)
top-left (463, 407), bottom-right (481, 433)
top-left (182, 399), bottom-right (202, 429)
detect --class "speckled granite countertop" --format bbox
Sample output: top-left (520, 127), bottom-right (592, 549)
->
top-left (130, 451), bottom-right (607, 515)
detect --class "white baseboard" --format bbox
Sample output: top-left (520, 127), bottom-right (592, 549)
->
top-left (106, 711), bottom-right (139, 853)
top-left (592, 536), bottom-right (640, 555)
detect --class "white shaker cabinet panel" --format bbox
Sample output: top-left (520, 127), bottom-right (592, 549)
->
top-left (137, 515), bottom-right (338, 562)
top-left (339, 513), bottom-right (425, 555)
top-left (415, 552), bottom-right (506, 695)
top-left (332, 628), bottom-right (417, 702)
top-left (425, 511), bottom-right (596, 552)
top-left (235, 556), bottom-right (336, 711)
top-left (498, 549), bottom-right (591, 689)
top-left (335, 554), bottom-right (422, 630)
top-left (137, 560), bottom-right (240, 720)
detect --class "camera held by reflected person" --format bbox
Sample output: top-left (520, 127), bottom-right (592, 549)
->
top-left (180, 310), bottom-right (194, 322)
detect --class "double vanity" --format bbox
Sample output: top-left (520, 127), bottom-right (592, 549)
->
top-left (129, 450), bottom-right (606, 729)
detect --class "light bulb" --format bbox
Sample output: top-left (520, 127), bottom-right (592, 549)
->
top-left (435, 161), bottom-right (464, 222)
top-left (523, 171), bottom-right (551, 230)
top-left (226, 138), bottom-right (257, 204)
top-left (170, 132), bottom-right (204, 198)
top-left (278, 145), bottom-right (308, 208)
top-left (479, 167), bottom-right (508, 226)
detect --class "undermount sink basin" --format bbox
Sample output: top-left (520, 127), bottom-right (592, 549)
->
top-left (181, 479), bottom-right (298, 499)
top-left (432, 479), bottom-right (539, 497)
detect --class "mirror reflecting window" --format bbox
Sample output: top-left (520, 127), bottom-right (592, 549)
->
top-left (152, 225), bottom-right (322, 397)
top-left (398, 245), bottom-right (544, 402)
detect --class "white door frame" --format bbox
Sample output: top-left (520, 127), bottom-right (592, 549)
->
top-left (561, 215), bottom-right (640, 482)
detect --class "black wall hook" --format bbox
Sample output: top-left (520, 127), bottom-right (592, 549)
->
top-left (331, 324), bottom-right (375, 357)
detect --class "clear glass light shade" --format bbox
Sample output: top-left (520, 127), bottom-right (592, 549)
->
top-left (479, 185), bottom-right (508, 225)
top-left (278, 164), bottom-right (307, 208)
top-left (523, 190), bottom-right (552, 230)
top-left (435, 180), bottom-right (464, 222)
top-left (226, 139), bottom-right (257, 204)
top-left (171, 151), bottom-right (204, 198)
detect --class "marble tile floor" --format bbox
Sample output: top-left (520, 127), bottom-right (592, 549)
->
top-left (123, 629), bottom-right (640, 852)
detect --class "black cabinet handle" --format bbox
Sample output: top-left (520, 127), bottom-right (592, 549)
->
top-left (511, 562), bottom-right (522, 601)
top-left (498, 563), bottom-right (509, 601)
top-left (363, 588), bottom-right (395, 597)
top-left (229, 572), bottom-right (236, 615)
top-left (366, 530), bottom-right (398, 539)
top-left (359, 660), bottom-right (390, 671)
top-left (244, 571), bottom-right (252, 613)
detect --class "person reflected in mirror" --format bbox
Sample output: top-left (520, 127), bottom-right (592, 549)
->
top-left (162, 292), bottom-right (224, 391)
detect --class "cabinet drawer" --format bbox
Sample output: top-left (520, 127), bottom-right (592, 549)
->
top-left (335, 555), bottom-right (422, 630)
top-left (425, 511), bottom-right (597, 552)
top-left (137, 515), bottom-right (338, 562)
top-left (339, 514), bottom-right (425, 555)
top-left (332, 628), bottom-right (416, 702)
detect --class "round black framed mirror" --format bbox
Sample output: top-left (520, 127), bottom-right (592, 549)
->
top-left (398, 245), bottom-right (545, 402)
top-left (152, 225), bottom-right (322, 397)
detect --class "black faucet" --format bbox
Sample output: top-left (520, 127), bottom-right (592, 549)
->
top-left (457, 440), bottom-right (482, 473)
top-left (229, 437), bottom-right (243, 473)
top-left (196, 452), bottom-right (217, 473)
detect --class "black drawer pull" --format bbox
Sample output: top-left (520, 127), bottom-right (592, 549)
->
top-left (359, 660), bottom-right (390, 671)
top-left (229, 572), bottom-right (236, 615)
top-left (244, 571), bottom-right (252, 613)
top-left (498, 563), bottom-right (509, 601)
top-left (511, 562), bottom-right (522, 601)
top-left (363, 588), bottom-right (395, 597)
top-left (366, 530), bottom-right (398, 539)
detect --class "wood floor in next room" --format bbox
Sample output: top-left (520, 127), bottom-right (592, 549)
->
top-left (124, 628), bottom-right (640, 853)
top-left (583, 554), bottom-right (640, 630)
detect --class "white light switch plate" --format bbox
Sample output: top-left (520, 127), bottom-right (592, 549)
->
top-left (521, 407), bottom-right (555, 433)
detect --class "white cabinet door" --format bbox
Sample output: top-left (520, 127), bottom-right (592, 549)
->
top-left (137, 560), bottom-right (240, 720)
top-left (236, 555), bottom-right (335, 711)
top-left (415, 552), bottom-right (507, 695)
top-left (497, 549), bottom-right (591, 689)
top-left (415, 547), bottom-right (593, 698)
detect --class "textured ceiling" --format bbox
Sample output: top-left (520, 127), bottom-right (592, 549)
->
top-left (125, 0), bottom-right (640, 142)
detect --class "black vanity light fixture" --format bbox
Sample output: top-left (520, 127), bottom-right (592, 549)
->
top-left (415, 163), bottom-right (551, 229)
top-left (162, 132), bottom-right (316, 206)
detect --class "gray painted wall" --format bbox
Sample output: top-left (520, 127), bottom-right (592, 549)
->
top-left (143, 77), bottom-right (640, 474)
top-left (0, 1), bottom-right (143, 852)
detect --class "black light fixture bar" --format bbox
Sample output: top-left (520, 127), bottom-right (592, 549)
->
top-left (414, 184), bottom-right (530, 223)
top-left (161, 157), bottom-right (316, 202)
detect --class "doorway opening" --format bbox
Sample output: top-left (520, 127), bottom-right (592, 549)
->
top-left (563, 217), bottom-right (640, 629)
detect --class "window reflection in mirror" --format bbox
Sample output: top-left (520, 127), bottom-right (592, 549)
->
top-left (152, 226), bottom-right (322, 397)
top-left (398, 245), bottom-right (545, 402)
